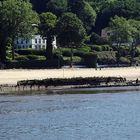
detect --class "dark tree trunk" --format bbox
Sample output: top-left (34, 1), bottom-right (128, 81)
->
top-left (11, 39), bottom-right (15, 60)
top-left (70, 45), bottom-right (73, 68)
top-left (116, 42), bottom-right (121, 66)
top-left (130, 43), bottom-right (133, 66)
top-left (0, 38), bottom-right (7, 63)
top-left (130, 42), bottom-right (136, 66)
top-left (46, 35), bottom-right (53, 60)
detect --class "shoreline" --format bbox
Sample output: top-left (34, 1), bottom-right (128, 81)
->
top-left (0, 83), bottom-right (140, 95)
top-left (0, 67), bottom-right (140, 95)
top-left (0, 67), bottom-right (140, 85)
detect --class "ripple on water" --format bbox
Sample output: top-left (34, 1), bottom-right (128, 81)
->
top-left (0, 91), bottom-right (140, 140)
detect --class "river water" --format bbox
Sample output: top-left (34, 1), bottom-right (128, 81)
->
top-left (0, 90), bottom-right (140, 140)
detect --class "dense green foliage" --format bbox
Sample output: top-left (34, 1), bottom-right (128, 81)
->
top-left (30, 0), bottom-right (140, 33)
top-left (0, 0), bottom-right (140, 68)
top-left (0, 0), bottom-right (39, 62)
top-left (68, 0), bottom-right (96, 32)
top-left (57, 12), bottom-right (86, 47)
top-left (57, 12), bottom-right (86, 67)
top-left (109, 16), bottom-right (140, 65)
top-left (39, 12), bottom-right (57, 59)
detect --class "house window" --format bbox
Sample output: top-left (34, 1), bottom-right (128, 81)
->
top-left (35, 45), bottom-right (37, 49)
top-left (39, 39), bottom-right (41, 44)
top-left (43, 39), bottom-right (45, 43)
top-left (17, 40), bottom-right (19, 44)
top-left (29, 45), bottom-right (32, 48)
top-left (26, 39), bottom-right (29, 44)
top-left (35, 39), bottom-right (37, 43)
top-left (21, 39), bottom-right (24, 44)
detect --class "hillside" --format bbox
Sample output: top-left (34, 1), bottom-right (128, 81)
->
top-left (30, 0), bottom-right (140, 34)
top-left (0, 0), bottom-right (140, 68)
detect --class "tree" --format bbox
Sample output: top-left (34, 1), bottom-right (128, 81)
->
top-left (46, 0), bottom-right (68, 16)
top-left (94, 0), bottom-right (140, 34)
top-left (30, 0), bottom-right (49, 13)
top-left (128, 19), bottom-right (140, 65)
top-left (57, 12), bottom-right (87, 67)
top-left (0, 0), bottom-right (39, 62)
top-left (109, 16), bottom-right (132, 65)
top-left (39, 12), bottom-right (57, 59)
top-left (68, 0), bottom-right (96, 33)
top-left (30, 0), bottom-right (67, 16)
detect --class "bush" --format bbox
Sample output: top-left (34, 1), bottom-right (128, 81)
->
top-left (113, 46), bottom-right (130, 57)
top-left (72, 56), bottom-right (82, 63)
top-left (90, 32), bottom-right (109, 45)
top-left (56, 48), bottom-right (71, 57)
top-left (27, 55), bottom-right (39, 60)
top-left (134, 57), bottom-right (140, 64)
top-left (6, 60), bottom-right (63, 69)
top-left (53, 49), bottom-right (62, 56)
top-left (55, 45), bottom-right (91, 58)
top-left (62, 49), bottom-right (71, 57)
top-left (37, 56), bottom-right (46, 61)
top-left (63, 56), bottom-right (82, 65)
top-left (119, 57), bottom-right (130, 64)
top-left (15, 49), bottom-right (46, 56)
top-left (77, 45), bottom-right (91, 52)
top-left (135, 47), bottom-right (140, 57)
top-left (83, 52), bottom-right (97, 68)
top-left (120, 46), bottom-right (130, 57)
top-left (102, 45), bottom-right (112, 51)
top-left (90, 45), bottom-right (102, 51)
top-left (63, 57), bottom-right (70, 65)
top-left (53, 52), bottom-right (64, 67)
top-left (90, 45), bottom-right (112, 52)
top-left (97, 51), bottom-right (116, 64)
top-left (15, 55), bottom-right (29, 61)
top-left (73, 50), bottom-right (86, 57)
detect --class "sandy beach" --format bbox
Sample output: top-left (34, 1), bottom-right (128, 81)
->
top-left (0, 67), bottom-right (140, 85)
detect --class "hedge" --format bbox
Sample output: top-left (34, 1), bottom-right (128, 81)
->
top-left (15, 49), bottom-right (46, 56)
top-left (89, 32), bottom-right (109, 45)
top-left (90, 45), bottom-right (111, 52)
top-left (27, 55), bottom-right (39, 60)
top-left (97, 51), bottom-right (116, 65)
top-left (6, 60), bottom-right (63, 69)
top-left (15, 55), bottom-right (29, 61)
top-left (83, 52), bottom-right (97, 68)
top-left (119, 57), bottom-right (130, 64)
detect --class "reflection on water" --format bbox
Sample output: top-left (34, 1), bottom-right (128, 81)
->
top-left (1, 91), bottom-right (140, 140)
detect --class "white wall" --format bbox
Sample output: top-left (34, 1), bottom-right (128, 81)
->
top-left (31, 35), bottom-right (47, 49)
top-left (15, 35), bottom-right (57, 50)
top-left (15, 35), bottom-right (48, 49)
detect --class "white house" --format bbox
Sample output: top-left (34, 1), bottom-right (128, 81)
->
top-left (14, 35), bottom-right (57, 49)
